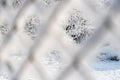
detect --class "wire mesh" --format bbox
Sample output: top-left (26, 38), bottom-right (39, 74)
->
top-left (0, 0), bottom-right (120, 80)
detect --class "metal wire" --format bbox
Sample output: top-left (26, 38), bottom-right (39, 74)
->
top-left (0, 0), bottom-right (120, 80)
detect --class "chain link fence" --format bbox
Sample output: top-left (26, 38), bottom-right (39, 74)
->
top-left (0, 0), bottom-right (120, 80)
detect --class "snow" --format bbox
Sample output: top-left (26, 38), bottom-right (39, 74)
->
top-left (92, 61), bottom-right (120, 71)
top-left (89, 43), bottom-right (120, 80)
top-left (93, 70), bottom-right (120, 80)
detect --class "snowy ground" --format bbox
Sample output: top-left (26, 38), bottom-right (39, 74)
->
top-left (90, 44), bottom-right (120, 80)
top-left (88, 58), bottom-right (120, 80)
top-left (93, 69), bottom-right (120, 80)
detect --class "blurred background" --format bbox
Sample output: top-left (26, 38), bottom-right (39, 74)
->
top-left (0, 0), bottom-right (120, 80)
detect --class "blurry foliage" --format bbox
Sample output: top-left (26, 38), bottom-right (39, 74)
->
top-left (42, 0), bottom-right (61, 6)
top-left (12, 0), bottom-right (25, 8)
top-left (64, 9), bottom-right (93, 44)
top-left (24, 16), bottom-right (40, 40)
top-left (0, 24), bottom-right (9, 35)
top-left (108, 56), bottom-right (120, 61)
top-left (96, 44), bottom-right (120, 62)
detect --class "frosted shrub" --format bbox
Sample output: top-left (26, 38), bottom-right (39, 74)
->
top-left (64, 9), bottom-right (94, 44)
